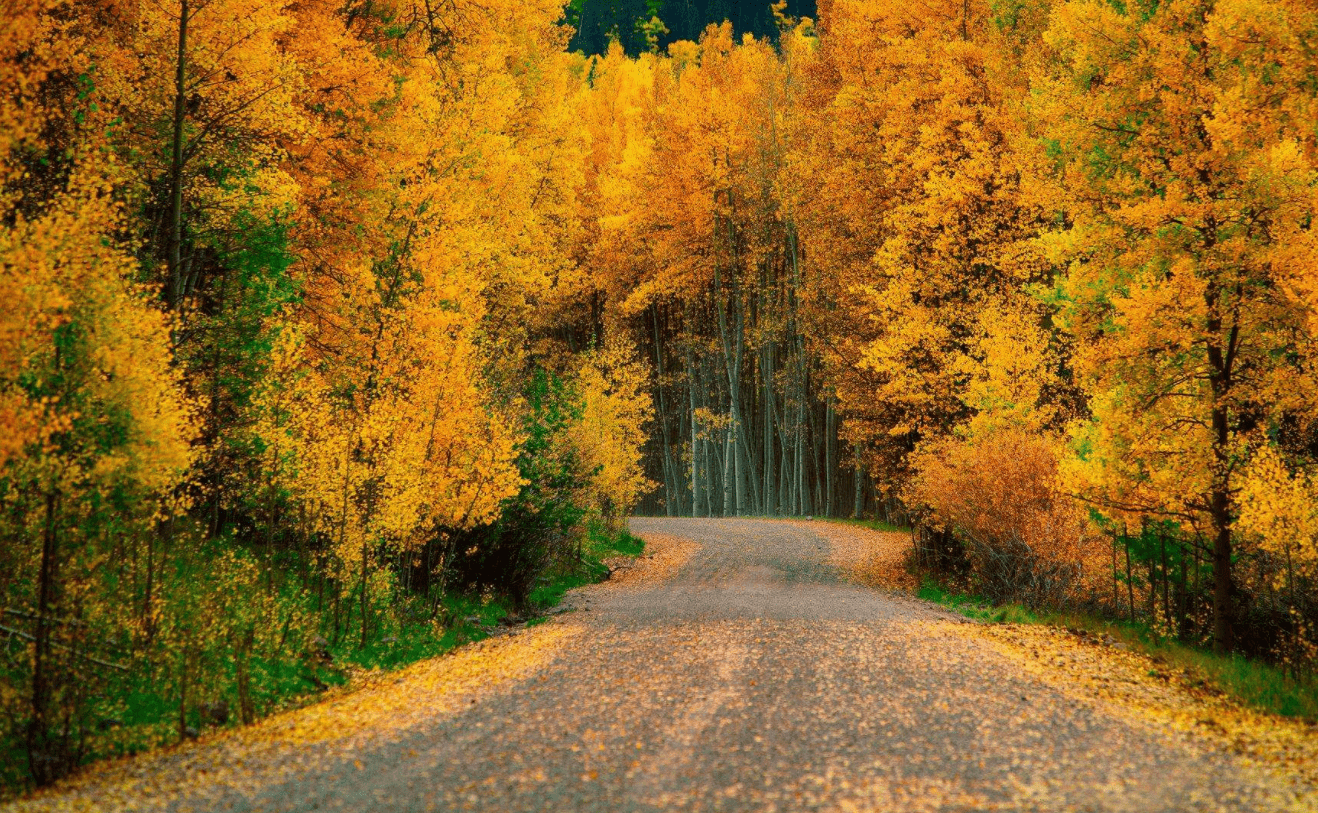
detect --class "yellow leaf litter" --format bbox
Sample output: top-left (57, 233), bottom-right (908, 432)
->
top-left (814, 519), bottom-right (1318, 803)
top-left (10, 623), bottom-right (581, 813)
top-left (957, 621), bottom-right (1318, 797)
top-left (595, 531), bottom-right (700, 592)
top-left (802, 520), bottom-right (918, 591)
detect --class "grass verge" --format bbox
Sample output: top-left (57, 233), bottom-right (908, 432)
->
top-left (527, 523), bottom-right (644, 612)
top-left (0, 523), bottom-right (643, 799)
top-left (257, 523), bottom-right (643, 699)
top-left (818, 517), bottom-right (910, 534)
top-left (918, 580), bottom-right (1318, 722)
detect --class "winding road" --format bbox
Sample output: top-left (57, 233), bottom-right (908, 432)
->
top-left (12, 518), bottom-right (1312, 812)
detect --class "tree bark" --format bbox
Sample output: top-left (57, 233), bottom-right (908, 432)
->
top-left (686, 350), bottom-right (704, 517)
top-left (28, 490), bottom-right (60, 784)
top-left (651, 306), bottom-right (680, 515)
top-left (168, 0), bottom-right (189, 309)
top-left (825, 398), bottom-right (835, 516)
top-left (1204, 268), bottom-right (1237, 654)
top-left (762, 336), bottom-right (775, 515)
top-left (853, 448), bottom-right (863, 519)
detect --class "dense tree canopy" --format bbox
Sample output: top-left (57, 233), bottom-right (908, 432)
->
top-left (2, 0), bottom-right (1317, 792)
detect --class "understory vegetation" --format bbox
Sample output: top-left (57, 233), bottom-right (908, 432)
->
top-left (0, 519), bottom-right (641, 795)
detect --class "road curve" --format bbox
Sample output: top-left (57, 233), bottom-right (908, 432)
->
top-left (10, 518), bottom-right (1310, 812)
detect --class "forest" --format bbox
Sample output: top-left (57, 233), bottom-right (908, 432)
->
top-left (2, 0), bottom-right (1317, 794)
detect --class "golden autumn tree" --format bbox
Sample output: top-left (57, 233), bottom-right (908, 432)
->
top-left (31, 0), bottom-right (315, 536)
top-left (0, 169), bottom-right (199, 783)
top-left (0, 2), bottom-right (198, 777)
top-left (1, 0), bottom-right (661, 788)
top-left (572, 24), bottom-right (855, 520)
top-left (246, 0), bottom-right (588, 644)
top-left (568, 335), bottom-right (655, 527)
top-left (791, 0), bottom-right (1066, 494)
top-left (1039, 0), bottom-right (1318, 651)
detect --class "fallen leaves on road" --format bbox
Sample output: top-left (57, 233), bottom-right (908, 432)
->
top-left (959, 621), bottom-right (1318, 800)
top-left (597, 531), bottom-right (699, 591)
top-left (813, 519), bottom-right (1318, 807)
top-left (800, 521), bottom-right (917, 591)
top-left (10, 624), bottom-right (581, 813)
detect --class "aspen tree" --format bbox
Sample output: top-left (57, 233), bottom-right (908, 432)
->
top-left (1038, 0), bottom-right (1318, 652)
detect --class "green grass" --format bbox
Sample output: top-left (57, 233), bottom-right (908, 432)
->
top-left (334, 523), bottom-right (644, 675)
top-left (824, 517), bottom-right (911, 534)
top-left (337, 597), bottom-right (504, 673)
top-left (917, 580), bottom-right (1318, 722)
top-left (349, 524), bottom-right (644, 674)
top-left (528, 524), bottom-right (645, 611)
top-left (1, 524), bottom-right (645, 799)
top-left (605, 529), bottom-right (646, 557)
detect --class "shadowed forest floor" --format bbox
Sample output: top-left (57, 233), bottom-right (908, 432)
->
top-left (7, 519), bottom-right (1318, 813)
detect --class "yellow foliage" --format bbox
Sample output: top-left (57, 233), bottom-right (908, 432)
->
top-left (251, 316), bottom-right (521, 578)
top-left (1238, 446), bottom-right (1318, 587)
top-left (0, 164), bottom-right (197, 497)
top-left (791, 0), bottom-right (1060, 484)
top-left (568, 335), bottom-right (655, 524)
top-left (1039, 0), bottom-right (1318, 543)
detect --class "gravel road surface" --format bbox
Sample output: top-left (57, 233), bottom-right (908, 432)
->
top-left (11, 518), bottom-right (1310, 812)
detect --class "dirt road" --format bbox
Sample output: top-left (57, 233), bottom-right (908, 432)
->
top-left (11, 518), bottom-right (1313, 812)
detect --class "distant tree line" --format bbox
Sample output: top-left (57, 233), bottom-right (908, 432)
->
top-left (565, 0), bottom-right (817, 55)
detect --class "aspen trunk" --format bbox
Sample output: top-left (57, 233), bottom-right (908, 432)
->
top-left (853, 448), bottom-right (863, 519)
top-left (714, 262), bottom-right (744, 516)
top-left (1209, 428), bottom-right (1234, 653)
top-left (167, 0), bottom-right (189, 309)
top-left (1204, 267), bottom-right (1235, 654)
top-left (28, 490), bottom-right (60, 783)
top-left (825, 398), bottom-right (835, 517)
top-left (651, 306), bottom-right (679, 515)
top-left (703, 356), bottom-right (717, 516)
top-left (359, 537), bottom-right (369, 649)
top-left (774, 411), bottom-right (785, 513)
top-left (795, 345), bottom-right (807, 515)
top-left (762, 337), bottom-right (775, 515)
top-left (686, 351), bottom-right (703, 517)
top-left (722, 428), bottom-right (733, 517)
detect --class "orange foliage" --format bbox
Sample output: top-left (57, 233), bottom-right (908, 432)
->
top-left (790, 0), bottom-right (1066, 487)
top-left (909, 426), bottom-right (1104, 605)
